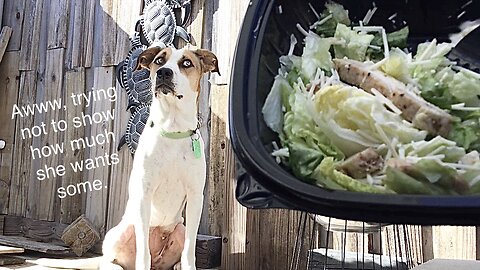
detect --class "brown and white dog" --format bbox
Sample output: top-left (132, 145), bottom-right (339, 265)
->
top-left (31, 47), bottom-right (219, 270)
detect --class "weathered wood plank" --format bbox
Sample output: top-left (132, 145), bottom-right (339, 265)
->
top-left (8, 71), bottom-right (37, 217)
top-left (0, 26), bottom-right (12, 63)
top-left (477, 226), bottom-right (480, 260)
top-left (19, 0), bottom-right (45, 70)
top-left (59, 68), bottom-right (86, 224)
top-left (33, 48), bottom-right (65, 221)
top-left (0, 246), bottom-right (24, 254)
top-left (432, 226), bottom-right (476, 260)
top-left (100, 0), bottom-right (117, 66)
top-left (0, 0), bottom-right (5, 29)
top-left (0, 215), bottom-right (4, 234)
top-left (3, 215), bottom-right (68, 246)
top-left (0, 236), bottom-right (71, 255)
top-left (47, 0), bottom-right (71, 49)
top-left (113, 0), bottom-right (142, 64)
top-left (421, 226), bottom-right (434, 262)
top-left (0, 52), bottom-right (20, 215)
top-left (0, 255), bottom-right (25, 266)
top-left (3, 0), bottom-right (26, 51)
top-left (206, 85), bottom-right (227, 237)
top-left (212, 0), bottom-right (249, 85)
top-left (84, 67), bottom-right (115, 235)
top-left (196, 234), bottom-right (221, 269)
top-left (69, 0), bottom-right (95, 68)
top-left (106, 80), bottom-right (132, 231)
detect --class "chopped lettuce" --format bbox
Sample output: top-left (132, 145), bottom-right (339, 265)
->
top-left (368, 26), bottom-right (409, 60)
top-left (318, 157), bottom-right (392, 193)
top-left (301, 34), bottom-right (334, 79)
top-left (450, 111), bottom-right (480, 151)
top-left (282, 88), bottom-right (344, 183)
top-left (333, 24), bottom-right (375, 61)
top-left (262, 76), bottom-right (293, 133)
top-left (310, 85), bottom-right (427, 156)
top-left (315, 1), bottom-right (351, 37)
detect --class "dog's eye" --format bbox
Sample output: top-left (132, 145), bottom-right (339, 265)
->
top-left (182, 59), bottom-right (193, 68)
top-left (154, 58), bottom-right (164, 65)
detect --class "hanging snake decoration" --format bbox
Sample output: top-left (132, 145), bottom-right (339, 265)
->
top-left (116, 0), bottom-right (193, 154)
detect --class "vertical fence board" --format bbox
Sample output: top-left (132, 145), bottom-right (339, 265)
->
top-left (34, 48), bottom-right (65, 221)
top-left (106, 81), bottom-right (133, 231)
top-left (84, 67), bottom-right (115, 235)
top-left (47, 0), bottom-right (71, 49)
top-left (69, 0), bottom-right (95, 68)
top-left (59, 68), bottom-right (86, 224)
top-left (0, 52), bottom-right (20, 214)
top-left (432, 226), bottom-right (476, 260)
top-left (113, 0), bottom-right (141, 65)
top-left (100, 0), bottom-right (117, 66)
top-left (3, 0), bottom-right (26, 51)
top-left (19, 0), bottom-right (45, 70)
top-left (8, 71), bottom-right (37, 218)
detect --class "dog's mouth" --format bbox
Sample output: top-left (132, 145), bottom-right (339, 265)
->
top-left (155, 83), bottom-right (184, 100)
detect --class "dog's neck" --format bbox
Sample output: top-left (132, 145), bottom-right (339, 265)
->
top-left (149, 94), bottom-right (198, 133)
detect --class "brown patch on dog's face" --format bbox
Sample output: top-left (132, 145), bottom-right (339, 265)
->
top-left (179, 50), bottom-right (204, 93)
top-left (135, 47), bottom-right (219, 101)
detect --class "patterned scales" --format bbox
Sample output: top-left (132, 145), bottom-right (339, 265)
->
top-left (118, 105), bottom-right (151, 154)
top-left (116, 0), bottom-right (192, 154)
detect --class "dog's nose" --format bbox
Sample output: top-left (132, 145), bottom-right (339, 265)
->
top-left (157, 68), bottom-right (173, 81)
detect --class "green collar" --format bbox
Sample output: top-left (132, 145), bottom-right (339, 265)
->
top-left (159, 129), bottom-right (195, 139)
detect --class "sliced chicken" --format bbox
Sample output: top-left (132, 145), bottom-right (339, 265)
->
top-left (333, 58), bottom-right (453, 137)
top-left (337, 148), bottom-right (384, 179)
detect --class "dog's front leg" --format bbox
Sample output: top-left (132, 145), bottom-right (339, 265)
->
top-left (132, 193), bottom-right (152, 270)
top-left (181, 193), bottom-right (203, 270)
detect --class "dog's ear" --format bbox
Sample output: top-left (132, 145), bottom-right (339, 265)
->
top-left (135, 47), bottom-right (162, 70)
top-left (194, 49), bottom-right (220, 75)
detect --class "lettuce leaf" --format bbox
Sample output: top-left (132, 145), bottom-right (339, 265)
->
top-left (333, 24), bottom-right (375, 61)
top-left (450, 111), bottom-right (480, 151)
top-left (301, 34), bottom-right (334, 79)
top-left (318, 157), bottom-right (392, 193)
top-left (262, 76), bottom-right (293, 133)
top-left (282, 89), bottom-right (344, 182)
top-left (311, 85), bottom-right (427, 156)
top-left (315, 1), bottom-right (351, 37)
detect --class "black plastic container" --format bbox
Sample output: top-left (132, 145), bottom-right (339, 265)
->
top-left (229, 0), bottom-right (480, 225)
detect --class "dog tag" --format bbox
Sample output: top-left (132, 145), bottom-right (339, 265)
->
top-left (192, 138), bottom-right (202, 159)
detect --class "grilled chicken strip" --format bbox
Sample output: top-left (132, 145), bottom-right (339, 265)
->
top-left (337, 148), bottom-right (384, 179)
top-left (333, 58), bottom-right (453, 137)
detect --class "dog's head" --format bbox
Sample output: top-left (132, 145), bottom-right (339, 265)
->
top-left (135, 47), bottom-right (219, 101)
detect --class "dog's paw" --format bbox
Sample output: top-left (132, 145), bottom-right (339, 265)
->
top-left (173, 262), bottom-right (182, 270)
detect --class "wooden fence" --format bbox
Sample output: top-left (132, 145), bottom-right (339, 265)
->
top-left (0, 0), bottom-right (479, 269)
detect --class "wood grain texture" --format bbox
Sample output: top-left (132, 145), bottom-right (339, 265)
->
top-left (19, 0), bottom-right (45, 70)
top-left (0, 246), bottom-right (24, 254)
top-left (59, 68), bottom-right (86, 224)
top-left (421, 226), bottom-right (434, 262)
top-left (105, 80), bottom-right (132, 231)
top-left (47, 0), bottom-right (71, 49)
top-left (34, 48), bottom-right (65, 221)
top-left (112, 0), bottom-right (141, 65)
top-left (3, 215), bottom-right (68, 246)
top-left (8, 71), bottom-right (37, 217)
top-left (0, 26), bottom-right (12, 63)
top-left (0, 52), bottom-right (20, 215)
top-left (3, 0), bottom-right (26, 51)
top-left (68, 0), bottom-right (96, 68)
top-left (432, 226), bottom-right (476, 260)
top-left (0, 235), bottom-right (71, 255)
top-left (196, 234), bottom-right (221, 269)
top-left (100, 0), bottom-right (117, 66)
top-left (84, 67), bottom-right (115, 236)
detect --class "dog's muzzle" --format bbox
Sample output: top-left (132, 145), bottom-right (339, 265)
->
top-left (155, 67), bottom-right (176, 96)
